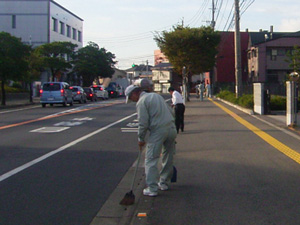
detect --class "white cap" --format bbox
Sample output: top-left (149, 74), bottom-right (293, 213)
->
top-left (125, 84), bottom-right (139, 103)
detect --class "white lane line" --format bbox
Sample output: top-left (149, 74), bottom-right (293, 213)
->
top-left (0, 105), bottom-right (40, 114)
top-left (30, 127), bottom-right (70, 133)
top-left (0, 112), bottom-right (137, 182)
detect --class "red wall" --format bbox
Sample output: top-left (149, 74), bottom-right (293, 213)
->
top-left (215, 32), bottom-right (249, 83)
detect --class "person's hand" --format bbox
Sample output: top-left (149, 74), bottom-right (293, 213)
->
top-left (138, 141), bottom-right (146, 151)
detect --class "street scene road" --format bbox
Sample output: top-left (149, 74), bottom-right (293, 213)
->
top-left (1, 96), bottom-right (300, 225)
top-left (0, 98), bottom-right (141, 225)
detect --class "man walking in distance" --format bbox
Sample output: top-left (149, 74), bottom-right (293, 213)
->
top-left (168, 87), bottom-right (185, 133)
top-left (125, 85), bottom-right (177, 197)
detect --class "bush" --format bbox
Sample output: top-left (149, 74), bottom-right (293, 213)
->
top-left (216, 90), bottom-right (253, 109)
top-left (238, 94), bottom-right (254, 108)
top-left (0, 84), bottom-right (27, 93)
top-left (270, 95), bottom-right (286, 110)
top-left (11, 82), bottom-right (22, 89)
top-left (216, 90), bottom-right (238, 104)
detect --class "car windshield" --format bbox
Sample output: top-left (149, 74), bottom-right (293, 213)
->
top-left (71, 87), bottom-right (79, 92)
top-left (84, 88), bottom-right (91, 93)
top-left (43, 83), bottom-right (61, 91)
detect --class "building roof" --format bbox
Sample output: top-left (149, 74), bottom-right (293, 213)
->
top-left (249, 31), bottom-right (300, 45)
top-left (151, 62), bottom-right (173, 70)
top-left (125, 64), bottom-right (153, 72)
top-left (51, 0), bottom-right (83, 21)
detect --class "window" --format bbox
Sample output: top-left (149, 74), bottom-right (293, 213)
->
top-left (278, 49), bottom-right (285, 56)
top-left (52, 17), bottom-right (58, 32)
top-left (78, 31), bottom-right (82, 42)
top-left (271, 49), bottom-right (277, 61)
top-left (72, 28), bottom-right (77, 40)
top-left (60, 21), bottom-right (65, 35)
top-left (12, 15), bottom-right (16, 29)
top-left (66, 25), bottom-right (71, 37)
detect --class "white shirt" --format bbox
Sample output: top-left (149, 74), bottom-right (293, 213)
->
top-left (172, 90), bottom-right (184, 105)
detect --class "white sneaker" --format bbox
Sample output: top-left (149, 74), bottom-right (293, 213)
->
top-left (143, 188), bottom-right (158, 197)
top-left (158, 183), bottom-right (169, 191)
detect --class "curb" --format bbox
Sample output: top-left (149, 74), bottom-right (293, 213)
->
top-left (90, 153), bottom-right (146, 225)
top-left (216, 97), bottom-right (254, 115)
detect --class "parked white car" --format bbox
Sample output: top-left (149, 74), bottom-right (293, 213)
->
top-left (90, 85), bottom-right (109, 99)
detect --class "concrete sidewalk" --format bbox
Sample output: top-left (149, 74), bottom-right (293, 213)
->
top-left (91, 96), bottom-right (300, 225)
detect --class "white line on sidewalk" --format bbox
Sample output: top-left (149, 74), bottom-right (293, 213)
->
top-left (0, 112), bottom-right (137, 182)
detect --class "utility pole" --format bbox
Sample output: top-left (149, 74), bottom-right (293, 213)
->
top-left (211, 0), bottom-right (216, 30)
top-left (210, 0), bottom-right (216, 96)
top-left (234, 0), bottom-right (242, 97)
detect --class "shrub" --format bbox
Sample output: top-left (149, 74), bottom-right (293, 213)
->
top-left (270, 95), bottom-right (286, 110)
top-left (216, 90), bottom-right (238, 104)
top-left (216, 90), bottom-right (253, 109)
top-left (238, 94), bottom-right (254, 108)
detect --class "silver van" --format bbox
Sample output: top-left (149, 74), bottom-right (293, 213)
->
top-left (40, 82), bottom-right (73, 107)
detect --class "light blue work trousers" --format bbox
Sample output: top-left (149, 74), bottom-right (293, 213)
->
top-left (144, 125), bottom-right (177, 192)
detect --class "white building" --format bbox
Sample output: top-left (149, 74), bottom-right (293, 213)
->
top-left (0, 0), bottom-right (83, 48)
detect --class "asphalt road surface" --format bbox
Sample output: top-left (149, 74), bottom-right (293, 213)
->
top-left (0, 98), bottom-right (141, 225)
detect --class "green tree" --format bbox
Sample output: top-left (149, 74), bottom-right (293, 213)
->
top-left (73, 42), bottom-right (116, 86)
top-left (287, 45), bottom-right (300, 72)
top-left (154, 25), bottom-right (220, 75)
top-left (33, 41), bottom-right (77, 82)
top-left (154, 25), bottom-right (220, 100)
top-left (0, 32), bottom-right (31, 105)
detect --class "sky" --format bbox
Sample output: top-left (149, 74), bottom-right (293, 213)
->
top-left (56, 0), bottom-right (300, 70)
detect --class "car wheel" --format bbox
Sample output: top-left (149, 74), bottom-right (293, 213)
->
top-left (42, 103), bottom-right (46, 108)
top-left (70, 100), bottom-right (73, 106)
top-left (50, 103), bottom-right (53, 107)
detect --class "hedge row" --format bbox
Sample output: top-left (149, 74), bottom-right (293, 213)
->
top-left (216, 90), bottom-right (298, 111)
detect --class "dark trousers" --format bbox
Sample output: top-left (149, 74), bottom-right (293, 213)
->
top-left (175, 103), bottom-right (185, 133)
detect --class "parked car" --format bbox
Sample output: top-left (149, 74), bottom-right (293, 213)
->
top-left (83, 87), bottom-right (97, 101)
top-left (70, 86), bottom-right (87, 103)
top-left (40, 82), bottom-right (73, 107)
top-left (105, 82), bottom-right (120, 98)
top-left (90, 85), bottom-right (109, 99)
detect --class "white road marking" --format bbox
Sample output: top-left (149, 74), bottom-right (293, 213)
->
top-left (0, 112), bottom-right (137, 182)
top-left (126, 122), bottom-right (139, 127)
top-left (0, 105), bottom-right (40, 114)
top-left (121, 128), bottom-right (138, 133)
top-left (53, 121), bottom-right (84, 126)
top-left (73, 117), bottom-right (94, 121)
top-left (30, 127), bottom-right (70, 133)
